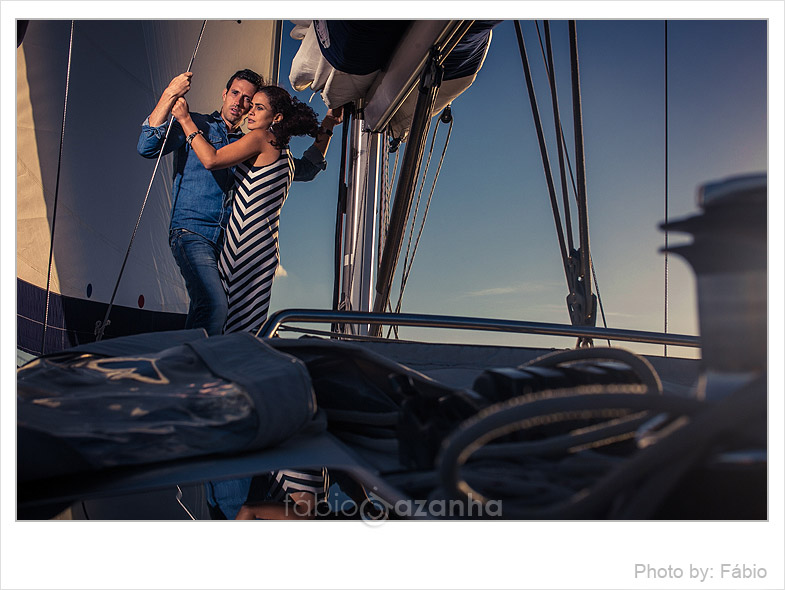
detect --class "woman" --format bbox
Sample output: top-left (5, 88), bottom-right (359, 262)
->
top-left (173, 85), bottom-right (336, 334)
top-left (173, 87), bottom-right (334, 518)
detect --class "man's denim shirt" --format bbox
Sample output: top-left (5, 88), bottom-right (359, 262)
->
top-left (137, 110), bottom-right (327, 246)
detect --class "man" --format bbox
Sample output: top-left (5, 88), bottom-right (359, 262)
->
top-left (138, 69), bottom-right (341, 334)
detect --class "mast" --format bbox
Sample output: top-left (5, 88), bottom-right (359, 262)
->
top-left (370, 52), bottom-right (442, 332)
top-left (326, 21), bottom-right (472, 336)
top-left (337, 106), bottom-right (381, 335)
top-left (271, 20), bottom-right (283, 85)
top-left (368, 22), bottom-right (474, 336)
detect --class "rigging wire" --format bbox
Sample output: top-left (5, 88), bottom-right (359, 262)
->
top-left (513, 21), bottom-right (570, 279)
top-left (515, 20), bottom-right (599, 345)
top-left (386, 109), bottom-right (453, 338)
top-left (589, 255), bottom-right (611, 345)
top-left (541, 20), bottom-right (604, 345)
top-left (371, 51), bottom-right (444, 330)
top-left (531, 21), bottom-right (610, 339)
top-left (379, 131), bottom-right (389, 270)
top-left (663, 21), bottom-right (670, 357)
top-left (395, 111), bottom-right (453, 311)
top-left (332, 106), bottom-right (351, 327)
top-left (567, 20), bottom-right (595, 340)
top-left (398, 126), bottom-right (439, 292)
top-left (176, 485), bottom-right (197, 520)
top-left (95, 20), bottom-right (207, 341)
top-left (380, 132), bottom-right (399, 337)
top-left (380, 131), bottom-right (400, 269)
top-left (559, 138), bottom-right (609, 339)
top-left (538, 21), bottom-right (575, 254)
top-left (380, 132), bottom-right (400, 336)
top-left (551, 120), bottom-right (610, 339)
top-left (41, 20), bottom-right (75, 355)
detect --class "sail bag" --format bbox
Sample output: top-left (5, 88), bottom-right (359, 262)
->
top-left (17, 330), bottom-right (320, 482)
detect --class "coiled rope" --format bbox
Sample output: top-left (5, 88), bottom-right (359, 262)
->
top-left (437, 371), bottom-right (765, 519)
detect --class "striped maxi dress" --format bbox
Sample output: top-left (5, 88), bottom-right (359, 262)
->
top-left (218, 150), bottom-right (328, 507)
top-left (219, 149), bottom-right (294, 334)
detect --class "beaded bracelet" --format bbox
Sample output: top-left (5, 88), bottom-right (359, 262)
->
top-left (186, 129), bottom-right (204, 145)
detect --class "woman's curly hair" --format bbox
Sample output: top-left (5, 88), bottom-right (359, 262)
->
top-left (260, 85), bottom-right (319, 149)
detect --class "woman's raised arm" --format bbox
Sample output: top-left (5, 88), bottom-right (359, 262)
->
top-left (172, 97), bottom-right (264, 170)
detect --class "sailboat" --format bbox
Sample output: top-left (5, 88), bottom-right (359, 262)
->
top-left (16, 19), bottom-right (767, 523)
top-left (16, 20), bottom-right (281, 359)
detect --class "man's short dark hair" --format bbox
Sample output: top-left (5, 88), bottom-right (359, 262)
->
top-left (226, 69), bottom-right (263, 92)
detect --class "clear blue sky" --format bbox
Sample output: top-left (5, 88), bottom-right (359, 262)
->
top-left (273, 19), bottom-right (767, 356)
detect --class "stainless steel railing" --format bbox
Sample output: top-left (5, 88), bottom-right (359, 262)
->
top-left (258, 308), bottom-right (701, 348)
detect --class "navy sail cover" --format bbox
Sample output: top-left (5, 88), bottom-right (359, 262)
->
top-left (314, 20), bottom-right (501, 79)
top-left (314, 20), bottom-right (411, 75)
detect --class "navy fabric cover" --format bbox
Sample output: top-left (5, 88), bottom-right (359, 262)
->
top-left (17, 331), bottom-right (320, 482)
top-left (443, 21), bottom-right (501, 81)
top-left (315, 20), bottom-right (411, 75)
top-left (314, 20), bottom-right (500, 80)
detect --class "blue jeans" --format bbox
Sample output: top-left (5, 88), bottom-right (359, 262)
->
top-left (169, 228), bottom-right (228, 335)
top-left (205, 478), bottom-right (252, 519)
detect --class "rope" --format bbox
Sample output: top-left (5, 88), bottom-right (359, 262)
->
top-left (95, 21), bottom-right (207, 341)
top-left (41, 20), bottom-right (75, 355)
top-left (438, 375), bottom-right (765, 518)
top-left (521, 346), bottom-right (663, 395)
top-left (470, 411), bottom-right (651, 459)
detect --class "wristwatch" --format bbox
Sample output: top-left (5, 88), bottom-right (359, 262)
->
top-left (317, 126), bottom-right (333, 138)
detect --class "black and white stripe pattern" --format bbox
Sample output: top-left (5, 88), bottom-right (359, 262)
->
top-left (219, 150), bottom-right (294, 334)
top-left (266, 468), bottom-right (329, 504)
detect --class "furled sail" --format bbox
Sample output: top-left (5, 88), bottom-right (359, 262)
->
top-left (17, 20), bottom-right (280, 355)
top-left (289, 20), bottom-right (498, 138)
